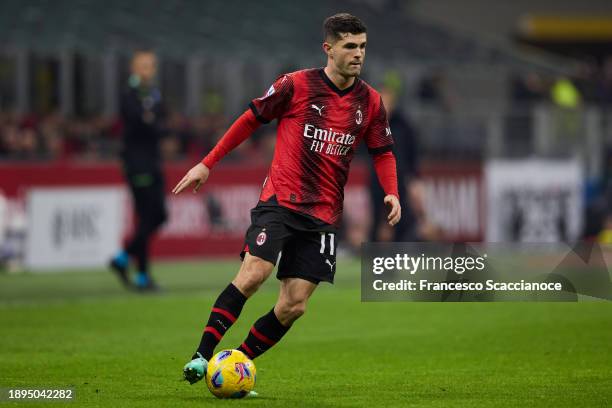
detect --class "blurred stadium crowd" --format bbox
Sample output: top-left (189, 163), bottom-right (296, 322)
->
top-left (0, 109), bottom-right (224, 162)
top-left (2, 62), bottom-right (612, 161)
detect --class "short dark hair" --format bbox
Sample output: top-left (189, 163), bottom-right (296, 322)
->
top-left (323, 13), bottom-right (367, 42)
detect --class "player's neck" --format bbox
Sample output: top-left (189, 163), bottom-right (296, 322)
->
top-left (323, 66), bottom-right (355, 90)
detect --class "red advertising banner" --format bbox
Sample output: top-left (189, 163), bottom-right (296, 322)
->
top-left (0, 160), bottom-right (483, 259)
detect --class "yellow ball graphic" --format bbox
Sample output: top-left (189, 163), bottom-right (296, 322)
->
top-left (205, 349), bottom-right (256, 399)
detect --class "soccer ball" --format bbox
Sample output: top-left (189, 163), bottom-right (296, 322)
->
top-left (205, 349), bottom-right (256, 399)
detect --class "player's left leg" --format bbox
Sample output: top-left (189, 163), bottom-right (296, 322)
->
top-left (237, 277), bottom-right (317, 359)
top-left (236, 229), bottom-right (336, 359)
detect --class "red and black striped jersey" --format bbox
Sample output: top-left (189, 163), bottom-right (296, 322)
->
top-left (249, 68), bottom-right (394, 227)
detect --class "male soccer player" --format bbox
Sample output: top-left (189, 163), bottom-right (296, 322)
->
top-left (173, 13), bottom-right (400, 386)
top-left (109, 50), bottom-right (167, 291)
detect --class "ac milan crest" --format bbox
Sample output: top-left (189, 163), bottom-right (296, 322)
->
top-left (355, 108), bottom-right (363, 125)
top-left (256, 231), bottom-right (267, 246)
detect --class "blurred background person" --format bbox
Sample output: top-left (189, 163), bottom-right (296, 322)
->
top-left (369, 74), bottom-right (431, 243)
top-left (109, 50), bottom-right (167, 291)
top-left (417, 69), bottom-right (457, 112)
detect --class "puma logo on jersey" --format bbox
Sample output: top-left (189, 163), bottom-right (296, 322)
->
top-left (258, 85), bottom-right (275, 100)
top-left (325, 259), bottom-right (336, 271)
top-left (311, 104), bottom-right (325, 116)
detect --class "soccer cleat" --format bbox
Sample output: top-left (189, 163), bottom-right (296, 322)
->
top-left (109, 257), bottom-right (130, 288)
top-left (134, 273), bottom-right (161, 292)
top-left (245, 391), bottom-right (258, 398)
top-left (183, 352), bottom-right (208, 384)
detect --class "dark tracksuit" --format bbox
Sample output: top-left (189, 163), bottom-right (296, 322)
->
top-left (120, 83), bottom-right (167, 275)
top-left (369, 110), bottom-right (420, 242)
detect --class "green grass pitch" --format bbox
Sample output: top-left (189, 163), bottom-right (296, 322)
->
top-left (1, 258), bottom-right (611, 407)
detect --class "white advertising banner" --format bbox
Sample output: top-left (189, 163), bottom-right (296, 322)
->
top-left (422, 175), bottom-right (482, 241)
top-left (485, 159), bottom-right (583, 243)
top-left (25, 187), bottom-right (124, 270)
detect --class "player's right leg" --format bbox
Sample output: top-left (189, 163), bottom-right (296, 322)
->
top-left (183, 206), bottom-right (290, 384)
top-left (183, 253), bottom-right (275, 384)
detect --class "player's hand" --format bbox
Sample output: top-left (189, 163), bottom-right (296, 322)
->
top-left (172, 163), bottom-right (210, 194)
top-left (384, 194), bottom-right (401, 226)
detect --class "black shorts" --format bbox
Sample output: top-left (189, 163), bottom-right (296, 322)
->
top-left (240, 203), bottom-right (338, 284)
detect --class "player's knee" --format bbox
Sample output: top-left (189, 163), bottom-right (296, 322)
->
top-left (237, 273), bottom-right (265, 295)
top-left (277, 299), bottom-right (307, 324)
top-left (234, 257), bottom-right (273, 296)
top-left (290, 302), bottom-right (306, 320)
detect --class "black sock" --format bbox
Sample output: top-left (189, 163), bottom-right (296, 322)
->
top-left (193, 283), bottom-right (247, 360)
top-left (237, 309), bottom-right (290, 359)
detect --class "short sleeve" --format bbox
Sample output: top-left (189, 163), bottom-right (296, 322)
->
top-left (249, 74), bottom-right (294, 124)
top-left (365, 95), bottom-right (394, 155)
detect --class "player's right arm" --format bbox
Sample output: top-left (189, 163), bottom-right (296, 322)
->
top-left (172, 74), bottom-right (294, 195)
top-left (172, 109), bottom-right (260, 194)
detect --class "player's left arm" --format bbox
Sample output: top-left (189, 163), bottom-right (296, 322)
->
top-left (373, 151), bottom-right (401, 226)
top-left (366, 95), bottom-right (401, 226)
